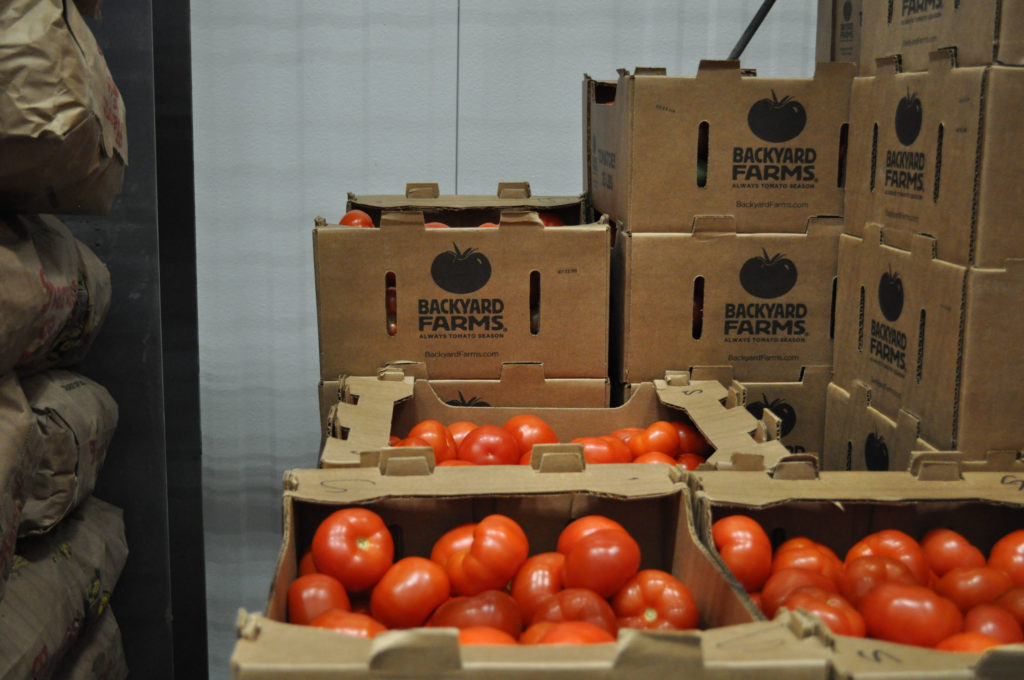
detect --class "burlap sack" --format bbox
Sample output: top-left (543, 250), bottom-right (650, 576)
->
top-left (0, 0), bottom-right (127, 214)
top-left (0, 497), bottom-right (127, 679)
top-left (0, 214), bottom-right (112, 376)
top-left (0, 374), bottom-right (38, 604)
top-left (18, 370), bottom-right (118, 536)
top-left (52, 607), bottom-right (128, 680)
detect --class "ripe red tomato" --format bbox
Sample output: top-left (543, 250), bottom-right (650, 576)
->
top-left (772, 541), bottom-right (843, 585)
top-left (447, 421), bottom-right (477, 448)
top-left (995, 586), bottom-right (1024, 627)
top-left (627, 421), bottom-right (679, 458)
top-left (510, 552), bottom-right (565, 622)
top-left (778, 585), bottom-right (865, 638)
top-left (838, 555), bottom-right (918, 607)
top-left (922, 528), bottom-right (986, 577)
top-left (427, 589), bottom-right (523, 638)
top-left (536, 212), bottom-right (566, 227)
top-left (611, 569), bottom-right (699, 631)
top-left (457, 425), bottom-right (520, 465)
top-left (609, 427), bottom-right (643, 444)
top-left (288, 573), bottom-right (351, 625)
top-left (424, 221), bottom-right (450, 229)
top-left (761, 568), bottom-right (839, 618)
top-left (535, 621), bottom-right (616, 644)
top-left (934, 631), bottom-right (1003, 652)
top-left (370, 557), bottom-right (451, 629)
top-left (477, 222), bottom-right (500, 229)
top-left (439, 459), bottom-right (475, 466)
top-left (671, 420), bottom-right (709, 456)
top-left (845, 529), bottom-right (930, 586)
top-left (570, 436), bottom-right (632, 464)
top-left (676, 453), bottom-right (706, 470)
top-left (964, 603), bottom-right (1024, 644)
top-left (298, 550), bottom-right (318, 576)
top-left (859, 582), bottom-right (963, 648)
top-left (446, 514), bottom-right (529, 596)
top-left (458, 626), bottom-right (518, 645)
top-left (556, 516), bottom-right (629, 555)
top-left (529, 588), bottom-right (618, 636)
top-left (393, 435), bottom-right (431, 448)
top-left (934, 566), bottom-right (1013, 613)
top-left (308, 609), bottom-right (387, 638)
top-left (634, 452), bottom-right (678, 465)
top-left (989, 530), bottom-right (1024, 586)
top-left (711, 515), bottom-right (773, 593)
top-left (503, 415), bottom-right (558, 458)
top-left (312, 507), bottom-right (395, 592)
top-left (408, 419), bottom-right (457, 463)
top-left (563, 529), bottom-right (641, 598)
top-left (430, 523), bottom-right (477, 566)
top-left (339, 209), bottom-right (374, 227)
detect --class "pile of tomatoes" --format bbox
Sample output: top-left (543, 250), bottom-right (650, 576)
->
top-left (712, 515), bottom-right (1024, 652)
top-left (339, 209), bottom-right (567, 229)
top-left (288, 508), bottom-right (699, 645)
top-left (388, 415), bottom-right (711, 469)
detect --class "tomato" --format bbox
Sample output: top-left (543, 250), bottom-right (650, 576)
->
top-left (778, 586), bottom-right (865, 637)
top-left (761, 568), bottom-right (838, 618)
top-left (388, 434), bottom-right (400, 446)
top-left (288, 573), bottom-right (351, 625)
top-left (934, 566), bottom-right (1013, 613)
top-left (571, 436), bottom-right (633, 465)
top-left (934, 631), bottom-right (1002, 652)
top-left (447, 421), bottom-right (477, 448)
top-left (438, 459), bottom-right (475, 466)
top-left (393, 435), bottom-right (431, 449)
top-left (989, 530), bottom-right (1024, 586)
top-left (859, 582), bottom-right (963, 648)
top-left (671, 420), bottom-right (709, 456)
top-left (748, 591), bottom-right (764, 614)
top-left (477, 222), bottom-right (500, 229)
top-left (519, 621), bottom-right (557, 644)
top-left (408, 419), bottom-right (457, 463)
top-left (424, 221), bottom-right (450, 229)
top-left (772, 541), bottom-right (843, 585)
top-left (510, 552), bottom-right (565, 622)
top-left (457, 425), bottom-right (520, 466)
top-left (298, 550), bottom-right (318, 576)
top-left (529, 588), bottom-right (618, 636)
top-left (609, 427), bottom-right (642, 445)
top-left (339, 209), bottom-right (374, 228)
top-left (922, 528), bottom-right (986, 576)
top-left (611, 569), bottom-right (699, 631)
top-left (370, 556), bottom-right (451, 629)
top-left (633, 452), bottom-right (678, 465)
top-left (535, 621), bottom-right (616, 644)
top-left (458, 626), bottom-right (518, 645)
top-left (838, 555), bottom-right (918, 607)
top-left (312, 507), bottom-right (395, 592)
top-left (964, 603), bottom-right (1024, 644)
top-left (676, 453), bottom-right (706, 470)
top-left (430, 523), bottom-right (477, 566)
top-left (556, 516), bottom-right (629, 555)
top-left (995, 586), bottom-right (1024, 627)
top-left (308, 609), bottom-right (387, 638)
top-left (503, 415), bottom-right (558, 458)
top-left (427, 589), bottom-right (523, 638)
top-left (711, 515), bottom-right (773, 593)
top-left (600, 436), bottom-right (634, 462)
top-left (447, 514), bottom-right (529, 596)
top-left (628, 421), bottom-right (679, 458)
top-left (537, 212), bottom-right (566, 227)
top-left (845, 529), bottom-right (930, 585)
top-left (563, 529), bottom-right (641, 599)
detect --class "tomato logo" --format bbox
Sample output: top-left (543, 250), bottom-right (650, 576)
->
top-left (739, 249), bottom-right (798, 299)
top-left (842, 0), bottom-right (853, 21)
top-left (895, 90), bottom-right (923, 146)
top-left (446, 392), bottom-right (491, 407)
top-left (877, 268), bottom-right (904, 321)
top-left (745, 395), bottom-right (797, 437)
top-left (864, 432), bottom-right (889, 471)
top-left (431, 243), bottom-right (491, 294)
top-left (747, 90), bottom-right (807, 143)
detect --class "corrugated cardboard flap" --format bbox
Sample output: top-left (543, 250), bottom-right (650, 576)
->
top-left (322, 374), bottom-right (416, 467)
top-left (696, 60), bottom-right (743, 80)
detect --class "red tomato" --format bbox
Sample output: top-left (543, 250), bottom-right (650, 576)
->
top-left (748, 591), bottom-right (765, 613)
top-left (838, 555), bottom-right (919, 607)
top-left (778, 586), bottom-right (865, 637)
top-left (308, 609), bottom-right (387, 638)
top-left (537, 212), bottom-right (566, 227)
top-left (628, 421), bottom-right (679, 458)
top-left (761, 568), bottom-right (839, 618)
top-left (288, 573), bottom-right (351, 625)
top-left (503, 415), bottom-right (558, 458)
top-left (457, 425), bottom-right (520, 465)
top-left (611, 569), bottom-right (699, 631)
top-left (393, 435), bottom-right (431, 448)
top-left (385, 285), bottom-right (397, 315)
top-left (845, 529), bottom-right (930, 585)
top-left (298, 550), bottom-right (318, 576)
top-left (995, 586), bottom-right (1024, 627)
top-left (964, 603), bottom-right (1024, 644)
top-left (312, 507), bottom-right (395, 592)
top-left (772, 541), bottom-right (843, 585)
top-left (447, 514), bottom-right (529, 595)
top-left (609, 427), bottom-right (642, 444)
top-left (571, 436), bottom-right (633, 464)
top-left (600, 436), bottom-right (634, 462)
top-left (424, 221), bottom-right (450, 229)
top-left (458, 626), bottom-right (518, 645)
top-left (438, 459), bottom-right (475, 466)
top-left (711, 515), bottom-right (773, 593)
top-left (519, 621), bottom-right (556, 644)
top-left (430, 523), bottom-right (477, 566)
top-left (427, 589), bottom-right (523, 638)
top-left (922, 528), bottom-right (986, 577)
top-left (563, 529), bottom-right (641, 598)
top-left (859, 582), bottom-right (963, 648)
top-left (510, 552), bottom-right (565, 622)
top-left (989, 530), bottom-right (1024, 586)
top-left (557, 516), bottom-right (629, 555)
top-left (477, 222), bottom-right (500, 229)
top-left (535, 621), bottom-right (616, 644)
top-left (388, 434), bottom-right (400, 446)
top-left (934, 631), bottom-right (1003, 652)
top-left (408, 419), bottom-right (457, 463)
top-left (634, 452), bottom-right (678, 465)
top-left (370, 557), bottom-right (451, 629)
top-left (676, 453), bottom-right (706, 470)
top-left (447, 421), bottom-right (477, 448)
top-left (934, 567), bottom-right (1013, 613)
top-left (339, 209), bottom-right (374, 227)
top-left (529, 588), bottom-right (618, 636)
top-left (671, 420), bottom-right (709, 456)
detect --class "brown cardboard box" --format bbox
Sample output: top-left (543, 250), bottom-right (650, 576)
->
top-left (584, 62), bottom-right (854, 233)
top-left (844, 53), bottom-right (1024, 268)
top-left (816, 0), bottom-right (862, 67)
top-left (858, 0), bottom-right (1024, 76)
top-left (613, 217), bottom-right (840, 386)
top-left (229, 465), bottom-right (834, 679)
top-left (314, 210), bottom-right (609, 381)
top-left (320, 370), bottom-right (791, 470)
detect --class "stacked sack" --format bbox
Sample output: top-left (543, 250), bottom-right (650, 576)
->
top-left (0, 0), bottom-right (129, 677)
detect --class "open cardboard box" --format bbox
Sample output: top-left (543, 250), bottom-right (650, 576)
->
top-left (691, 467), bottom-right (1024, 678)
top-left (314, 209), bottom-right (609, 381)
top-left (612, 216), bottom-right (840, 386)
top-left (229, 463), bottom-right (835, 679)
top-left (320, 370), bottom-right (792, 470)
top-left (857, 1), bottom-right (1024, 76)
top-left (844, 52), bottom-right (1024, 268)
top-left (584, 62), bottom-right (853, 233)
top-left (816, 0), bottom-right (862, 68)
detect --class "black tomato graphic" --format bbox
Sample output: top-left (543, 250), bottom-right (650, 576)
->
top-left (842, 0), bottom-right (852, 21)
top-left (739, 249), bottom-right (798, 299)
top-left (864, 432), bottom-right (889, 471)
top-left (430, 243), bottom-right (491, 294)
top-left (747, 90), bottom-right (807, 143)
top-left (895, 90), bottom-right (923, 146)
top-left (745, 395), bottom-right (797, 438)
top-left (445, 392), bottom-right (490, 407)
top-left (877, 267), bottom-right (904, 322)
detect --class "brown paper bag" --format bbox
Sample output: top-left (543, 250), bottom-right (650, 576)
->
top-left (0, 374), bottom-right (39, 604)
top-left (19, 370), bottom-right (118, 536)
top-left (53, 607), bottom-right (128, 680)
top-left (0, 0), bottom-right (127, 214)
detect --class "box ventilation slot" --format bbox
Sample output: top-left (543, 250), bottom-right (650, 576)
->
top-left (916, 310), bottom-right (926, 384)
top-left (846, 441), bottom-right (853, 471)
top-left (933, 124), bottom-right (944, 202)
top-left (692, 276), bottom-right (705, 339)
top-left (830, 277), bottom-right (838, 340)
top-left (385, 272), bottom-right (397, 336)
top-left (837, 123), bottom-right (849, 188)
top-left (887, 0), bottom-right (894, 23)
top-left (697, 122), bottom-right (709, 188)
top-left (530, 271), bottom-right (541, 335)
top-left (857, 286), bottom-right (865, 352)
top-left (870, 124), bottom-right (878, 192)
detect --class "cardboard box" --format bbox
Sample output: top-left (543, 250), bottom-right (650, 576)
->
top-left (858, 0), bottom-right (1024, 76)
top-left (832, 225), bottom-right (1024, 455)
top-left (844, 53), bottom-right (1024, 268)
top-left (230, 464), bottom-right (834, 679)
top-left (321, 371), bottom-right (792, 470)
top-left (584, 62), bottom-right (854, 233)
top-left (314, 210), bottom-right (610, 381)
top-left (613, 217), bottom-right (840, 386)
top-left (816, 0), bottom-right (862, 67)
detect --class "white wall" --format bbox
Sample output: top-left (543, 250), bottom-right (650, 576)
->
top-left (190, 2), bottom-right (818, 677)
